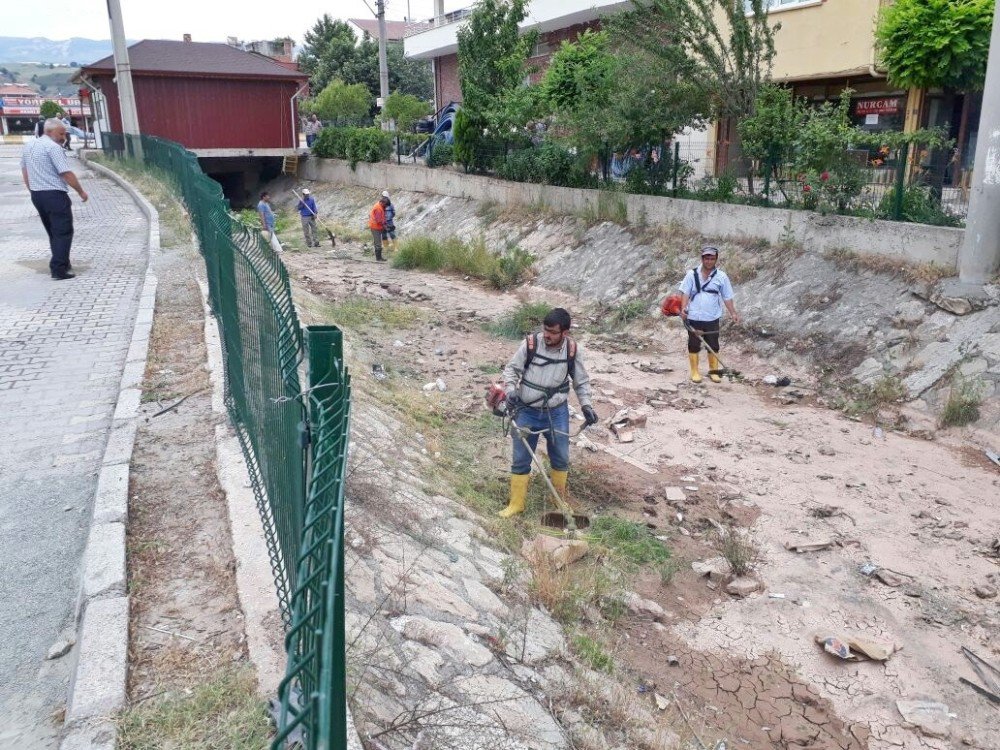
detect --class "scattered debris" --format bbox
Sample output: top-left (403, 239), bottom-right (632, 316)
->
top-left (784, 540), bottom-right (834, 553)
top-left (895, 699), bottom-right (952, 738)
top-left (610, 421), bottom-right (635, 443)
top-left (46, 639), bottom-right (74, 660)
top-left (575, 435), bottom-right (599, 452)
top-left (960, 647), bottom-right (1000, 705)
top-left (973, 584), bottom-right (997, 599)
top-left (521, 535), bottom-right (589, 570)
top-left (666, 655), bottom-right (680, 667)
top-left (815, 633), bottom-right (897, 662)
top-left (435, 378), bottom-right (447, 392)
top-left (726, 576), bottom-right (762, 597)
top-left (810, 504), bottom-right (856, 525)
top-left (654, 693), bottom-right (670, 711)
top-left (859, 562), bottom-right (910, 587)
top-left (691, 557), bottom-right (733, 582)
top-left (663, 486), bottom-right (686, 503)
top-left (987, 450), bottom-right (1000, 469)
top-left (371, 363), bottom-right (387, 381)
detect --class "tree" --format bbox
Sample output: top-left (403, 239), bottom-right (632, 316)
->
top-left (876, 0), bottom-right (992, 198)
top-left (313, 79), bottom-right (373, 125)
top-left (298, 15), bottom-right (361, 92)
top-left (611, 0), bottom-right (778, 122)
top-left (380, 90), bottom-right (431, 132)
top-left (876, 0), bottom-right (993, 93)
top-left (39, 99), bottom-right (66, 120)
top-left (344, 39), bottom-right (433, 101)
top-left (738, 82), bottom-right (802, 192)
top-left (456, 0), bottom-right (538, 136)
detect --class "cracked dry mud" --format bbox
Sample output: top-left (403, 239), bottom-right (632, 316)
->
top-left (275, 181), bottom-right (999, 750)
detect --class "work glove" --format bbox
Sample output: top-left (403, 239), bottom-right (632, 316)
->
top-left (582, 405), bottom-right (599, 426)
top-left (505, 394), bottom-right (522, 415)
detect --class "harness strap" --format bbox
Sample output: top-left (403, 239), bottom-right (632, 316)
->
top-left (691, 267), bottom-right (720, 300)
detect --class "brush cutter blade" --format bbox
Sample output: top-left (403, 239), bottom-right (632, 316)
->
top-left (540, 511), bottom-right (591, 531)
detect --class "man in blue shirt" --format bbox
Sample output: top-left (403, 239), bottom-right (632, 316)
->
top-left (296, 189), bottom-right (320, 247)
top-left (678, 246), bottom-right (740, 383)
top-left (257, 191), bottom-right (282, 253)
top-left (21, 118), bottom-right (89, 280)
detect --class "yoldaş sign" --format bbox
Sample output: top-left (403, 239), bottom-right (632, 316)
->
top-left (855, 98), bottom-right (902, 116)
top-left (0, 97), bottom-right (41, 116)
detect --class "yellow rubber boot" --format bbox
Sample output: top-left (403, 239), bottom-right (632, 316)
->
top-left (499, 474), bottom-right (530, 518)
top-left (688, 353), bottom-right (702, 383)
top-left (707, 353), bottom-right (722, 383)
top-left (550, 469), bottom-right (569, 505)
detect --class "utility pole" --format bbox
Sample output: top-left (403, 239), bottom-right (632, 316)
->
top-left (957, 0), bottom-right (1000, 285)
top-left (105, 0), bottom-right (141, 142)
top-left (377, 0), bottom-right (390, 124)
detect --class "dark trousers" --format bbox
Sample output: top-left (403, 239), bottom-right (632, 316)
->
top-left (30, 190), bottom-right (74, 276)
top-left (687, 318), bottom-right (720, 354)
top-left (371, 229), bottom-right (384, 260)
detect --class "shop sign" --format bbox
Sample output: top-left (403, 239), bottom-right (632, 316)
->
top-left (855, 97), bottom-right (901, 116)
top-left (0, 97), bottom-right (42, 115)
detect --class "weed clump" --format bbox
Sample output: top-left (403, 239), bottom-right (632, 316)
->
top-left (716, 526), bottom-right (760, 577)
top-left (322, 298), bottom-right (423, 330)
top-left (572, 633), bottom-right (614, 673)
top-left (487, 302), bottom-right (552, 339)
top-left (392, 235), bottom-right (533, 290)
top-left (589, 517), bottom-right (671, 567)
top-left (939, 374), bottom-right (984, 427)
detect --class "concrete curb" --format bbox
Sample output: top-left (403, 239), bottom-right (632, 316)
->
top-left (61, 153), bottom-right (160, 750)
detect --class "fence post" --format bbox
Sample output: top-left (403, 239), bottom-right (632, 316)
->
top-left (396, 133), bottom-right (401, 165)
top-left (305, 325), bottom-right (347, 750)
top-left (892, 142), bottom-right (909, 220)
top-left (671, 142), bottom-right (680, 197)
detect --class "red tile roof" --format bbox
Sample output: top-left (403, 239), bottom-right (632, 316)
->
top-left (80, 39), bottom-right (307, 80)
top-left (0, 83), bottom-right (40, 97)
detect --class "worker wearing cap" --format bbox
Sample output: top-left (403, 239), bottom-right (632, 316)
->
top-left (296, 189), bottom-right (320, 247)
top-left (498, 307), bottom-right (599, 519)
top-left (678, 246), bottom-right (740, 383)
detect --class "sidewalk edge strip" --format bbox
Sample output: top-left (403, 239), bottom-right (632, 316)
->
top-left (61, 152), bottom-right (160, 750)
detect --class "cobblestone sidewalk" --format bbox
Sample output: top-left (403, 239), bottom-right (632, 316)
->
top-left (0, 145), bottom-right (148, 748)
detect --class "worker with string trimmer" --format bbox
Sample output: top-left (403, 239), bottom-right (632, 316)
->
top-left (674, 245), bottom-right (740, 383)
top-left (492, 307), bottom-right (599, 520)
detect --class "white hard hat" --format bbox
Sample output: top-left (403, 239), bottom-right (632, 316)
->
top-left (381, 190), bottom-right (390, 198)
top-left (302, 188), bottom-right (310, 195)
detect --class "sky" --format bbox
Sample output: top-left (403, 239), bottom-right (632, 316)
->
top-left (3, 0), bottom-right (469, 44)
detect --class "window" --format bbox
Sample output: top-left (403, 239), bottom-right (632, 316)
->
top-left (745, 0), bottom-right (822, 13)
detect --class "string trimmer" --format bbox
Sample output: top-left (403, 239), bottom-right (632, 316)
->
top-left (291, 188), bottom-right (336, 247)
top-left (660, 293), bottom-right (742, 382)
top-left (486, 384), bottom-right (591, 534)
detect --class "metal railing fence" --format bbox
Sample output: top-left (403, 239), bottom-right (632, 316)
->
top-left (100, 133), bottom-right (351, 750)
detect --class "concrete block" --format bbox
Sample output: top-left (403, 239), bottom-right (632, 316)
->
top-left (135, 308), bottom-right (154, 326)
top-left (112, 388), bottom-right (141, 422)
top-left (60, 720), bottom-right (117, 750)
top-left (102, 420), bottom-right (137, 466)
top-left (125, 336), bottom-right (150, 364)
top-left (66, 596), bottom-right (128, 723)
top-left (83, 523), bottom-right (126, 599)
top-left (118, 360), bottom-right (146, 391)
top-left (93, 465), bottom-right (129, 525)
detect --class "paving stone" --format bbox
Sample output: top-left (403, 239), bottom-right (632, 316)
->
top-left (0, 150), bottom-right (147, 742)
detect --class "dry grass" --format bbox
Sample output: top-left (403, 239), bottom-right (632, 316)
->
top-left (716, 526), bottom-right (760, 577)
top-left (939, 374), bottom-right (984, 427)
top-left (823, 247), bottom-right (951, 284)
top-left (118, 667), bottom-right (271, 749)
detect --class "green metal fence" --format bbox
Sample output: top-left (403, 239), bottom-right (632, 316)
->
top-left (101, 133), bottom-right (351, 749)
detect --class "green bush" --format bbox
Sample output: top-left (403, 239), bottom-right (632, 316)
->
top-left (311, 126), bottom-right (392, 168)
top-left (391, 235), bottom-right (534, 290)
top-left (495, 143), bottom-right (597, 188)
top-left (877, 185), bottom-right (963, 227)
top-left (589, 516), bottom-right (671, 567)
top-left (427, 142), bottom-right (454, 168)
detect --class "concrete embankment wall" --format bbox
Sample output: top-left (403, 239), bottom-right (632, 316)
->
top-left (301, 158), bottom-right (963, 269)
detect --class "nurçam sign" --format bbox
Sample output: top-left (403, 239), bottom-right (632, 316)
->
top-left (854, 98), bottom-right (902, 116)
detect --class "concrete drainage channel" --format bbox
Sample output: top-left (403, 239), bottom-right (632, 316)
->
top-left (61, 155), bottom-right (159, 749)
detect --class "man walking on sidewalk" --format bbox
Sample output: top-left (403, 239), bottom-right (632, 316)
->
top-left (498, 307), bottom-right (599, 519)
top-left (368, 193), bottom-right (389, 262)
top-left (21, 118), bottom-right (88, 280)
top-left (296, 188), bottom-right (320, 247)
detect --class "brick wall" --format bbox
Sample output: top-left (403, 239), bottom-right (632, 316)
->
top-left (435, 53), bottom-right (462, 108)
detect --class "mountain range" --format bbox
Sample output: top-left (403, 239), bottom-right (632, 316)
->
top-left (0, 37), bottom-right (120, 65)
